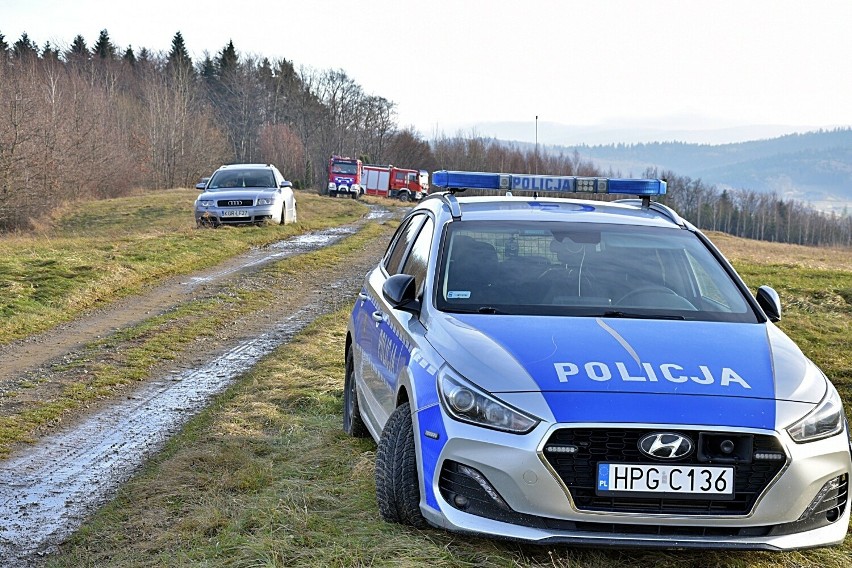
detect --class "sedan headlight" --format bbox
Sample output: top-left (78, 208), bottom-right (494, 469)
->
top-left (256, 197), bottom-right (274, 205)
top-left (787, 380), bottom-right (844, 443)
top-left (197, 199), bottom-right (213, 207)
top-left (439, 372), bottom-right (539, 434)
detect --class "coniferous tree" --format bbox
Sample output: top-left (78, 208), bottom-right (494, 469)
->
top-left (65, 34), bottom-right (89, 64)
top-left (92, 29), bottom-right (117, 60)
top-left (41, 41), bottom-right (60, 60)
top-left (166, 31), bottom-right (193, 75)
top-left (198, 52), bottom-right (216, 82)
top-left (123, 46), bottom-right (136, 66)
top-left (216, 40), bottom-right (238, 76)
top-left (0, 33), bottom-right (9, 61)
top-left (12, 32), bottom-right (38, 60)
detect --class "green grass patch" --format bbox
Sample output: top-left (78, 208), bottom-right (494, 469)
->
top-left (0, 190), bottom-right (365, 343)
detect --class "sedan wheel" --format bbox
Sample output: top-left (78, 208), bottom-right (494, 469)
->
top-left (375, 402), bottom-right (428, 527)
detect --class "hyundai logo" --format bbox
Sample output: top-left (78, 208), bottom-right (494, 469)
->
top-left (638, 432), bottom-right (693, 460)
top-left (227, 200), bottom-right (242, 206)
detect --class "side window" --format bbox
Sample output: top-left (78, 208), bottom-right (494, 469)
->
top-left (383, 215), bottom-right (427, 275)
top-left (401, 217), bottom-right (435, 296)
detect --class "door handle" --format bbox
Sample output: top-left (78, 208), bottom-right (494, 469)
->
top-left (372, 311), bottom-right (384, 322)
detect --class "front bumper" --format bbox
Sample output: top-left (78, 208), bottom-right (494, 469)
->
top-left (418, 416), bottom-right (851, 550)
top-left (195, 205), bottom-right (277, 225)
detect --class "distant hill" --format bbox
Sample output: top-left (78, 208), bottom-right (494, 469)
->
top-left (556, 129), bottom-right (852, 214)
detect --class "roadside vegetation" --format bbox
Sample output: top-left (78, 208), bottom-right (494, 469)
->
top-left (41, 230), bottom-right (851, 564)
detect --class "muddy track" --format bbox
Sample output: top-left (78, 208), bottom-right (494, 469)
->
top-left (0, 206), bottom-right (398, 566)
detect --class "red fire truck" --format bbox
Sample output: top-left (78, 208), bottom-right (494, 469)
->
top-left (362, 165), bottom-right (429, 202)
top-left (326, 155), bottom-right (362, 198)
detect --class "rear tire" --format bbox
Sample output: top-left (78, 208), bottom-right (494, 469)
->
top-left (343, 349), bottom-right (369, 438)
top-left (375, 402), bottom-right (428, 527)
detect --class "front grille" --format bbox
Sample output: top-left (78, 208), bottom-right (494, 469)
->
top-left (217, 199), bottom-right (253, 207)
top-left (543, 428), bottom-right (786, 515)
top-left (438, 460), bottom-right (774, 538)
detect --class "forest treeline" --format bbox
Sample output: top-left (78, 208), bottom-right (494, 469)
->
top-left (0, 29), bottom-right (849, 246)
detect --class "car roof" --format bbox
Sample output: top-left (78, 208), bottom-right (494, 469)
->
top-left (419, 194), bottom-right (687, 229)
top-left (215, 163), bottom-right (277, 171)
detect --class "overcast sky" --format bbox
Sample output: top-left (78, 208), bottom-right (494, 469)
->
top-left (3, 0), bottom-right (852, 144)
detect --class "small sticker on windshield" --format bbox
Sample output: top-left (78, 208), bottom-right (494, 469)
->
top-left (447, 291), bottom-right (471, 299)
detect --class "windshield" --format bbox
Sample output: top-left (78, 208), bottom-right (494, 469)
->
top-left (207, 169), bottom-right (276, 190)
top-left (436, 221), bottom-right (758, 323)
top-left (331, 162), bottom-right (358, 175)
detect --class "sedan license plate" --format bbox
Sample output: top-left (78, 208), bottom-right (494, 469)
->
top-left (221, 210), bottom-right (250, 217)
top-left (597, 463), bottom-right (734, 497)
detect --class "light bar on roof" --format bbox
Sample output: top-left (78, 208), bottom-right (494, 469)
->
top-left (431, 170), bottom-right (666, 196)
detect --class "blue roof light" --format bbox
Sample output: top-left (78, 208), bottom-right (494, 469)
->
top-left (432, 170), bottom-right (666, 196)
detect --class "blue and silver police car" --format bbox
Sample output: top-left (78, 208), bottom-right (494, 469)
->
top-left (345, 170), bottom-right (851, 550)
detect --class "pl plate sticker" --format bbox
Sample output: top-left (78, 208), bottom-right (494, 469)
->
top-left (447, 291), bottom-right (471, 299)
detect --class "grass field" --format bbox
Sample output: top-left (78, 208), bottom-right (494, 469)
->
top-left (0, 189), bottom-right (365, 344)
top-left (3, 195), bottom-right (849, 566)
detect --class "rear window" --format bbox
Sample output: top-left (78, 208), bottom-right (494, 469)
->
top-left (435, 221), bottom-right (758, 323)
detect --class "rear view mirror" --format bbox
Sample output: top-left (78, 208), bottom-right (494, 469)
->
top-left (383, 274), bottom-right (420, 315)
top-left (756, 285), bottom-right (781, 322)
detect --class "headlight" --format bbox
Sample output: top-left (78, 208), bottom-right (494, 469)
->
top-left (256, 198), bottom-right (274, 205)
top-left (328, 182), bottom-right (337, 190)
top-left (197, 200), bottom-right (213, 207)
top-left (438, 372), bottom-right (539, 434)
top-left (787, 380), bottom-right (844, 443)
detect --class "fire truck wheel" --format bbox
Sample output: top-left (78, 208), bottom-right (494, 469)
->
top-left (350, 191), bottom-right (358, 200)
top-left (398, 192), bottom-right (411, 203)
top-left (329, 190), bottom-right (337, 198)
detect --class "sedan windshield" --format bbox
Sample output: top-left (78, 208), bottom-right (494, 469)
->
top-left (207, 169), bottom-right (275, 190)
top-left (436, 221), bottom-right (759, 323)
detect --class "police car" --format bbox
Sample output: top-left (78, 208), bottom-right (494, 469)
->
top-left (344, 170), bottom-right (851, 550)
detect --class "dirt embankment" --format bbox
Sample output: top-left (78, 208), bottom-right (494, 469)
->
top-left (0, 208), bottom-right (397, 566)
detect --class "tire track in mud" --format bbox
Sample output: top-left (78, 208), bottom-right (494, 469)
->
top-left (0, 206), bottom-right (396, 566)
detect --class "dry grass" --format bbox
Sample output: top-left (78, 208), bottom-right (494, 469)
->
top-left (707, 231), bottom-right (852, 272)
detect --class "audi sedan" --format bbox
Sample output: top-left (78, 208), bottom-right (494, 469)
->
top-left (344, 169), bottom-right (851, 551)
top-left (194, 163), bottom-right (296, 227)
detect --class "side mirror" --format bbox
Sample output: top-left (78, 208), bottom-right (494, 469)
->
top-left (280, 180), bottom-right (293, 188)
top-left (195, 183), bottom-right (207, 190)
top-left (383, 274), bottom-right (420, 315)
top-left (756, 285), bottom-right (781, 322)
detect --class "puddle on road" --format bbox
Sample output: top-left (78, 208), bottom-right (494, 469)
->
top-left (185, 206), bottom-right (391, 288)
top-left (0, 206), bottom-right (393, 565)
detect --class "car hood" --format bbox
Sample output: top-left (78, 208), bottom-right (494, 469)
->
top-left (198, 189), bottom-right (276, 201)
top-left (426, 313), bottom-right (824, 405)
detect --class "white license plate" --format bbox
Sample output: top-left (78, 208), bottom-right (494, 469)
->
top-left (597, 463), bottom-right (734, 496)
top-left (221, 210), bottom-right (250, 217)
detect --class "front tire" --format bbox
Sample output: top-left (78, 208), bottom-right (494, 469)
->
top-left (375, 402), bottom-right (428, 527)
top-left (343, 349), bottom-right (369, 438)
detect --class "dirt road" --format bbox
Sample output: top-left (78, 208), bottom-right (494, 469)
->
top-left (0, 207), bottom-right (396, 566)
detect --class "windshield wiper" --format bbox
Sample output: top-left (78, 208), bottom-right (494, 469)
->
top-left (602, 311), bottom-right (685, 320)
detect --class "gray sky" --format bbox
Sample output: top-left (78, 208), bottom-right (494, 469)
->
top-left (3, 0), bottom-right (852, 143)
